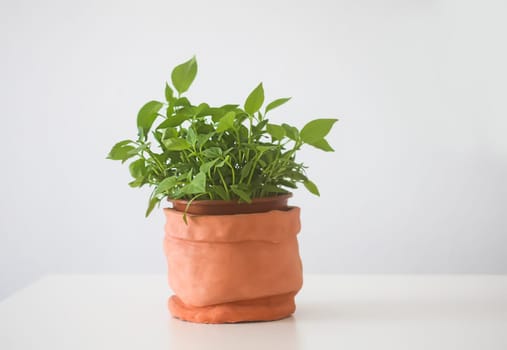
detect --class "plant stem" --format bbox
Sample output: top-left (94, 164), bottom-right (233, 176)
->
top-left (145, 148), bottom-right (165, 176)
top-left (223, 157), bottom-right (236, 185)
top-left (247, 152), bottom-right (263, 185)
top-left (217, 169), bottom-right (230, 198)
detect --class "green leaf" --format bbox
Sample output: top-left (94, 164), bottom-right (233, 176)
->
top-left (161, 127), bottom-right (178, 140)
top-left (152, 130), bottom-right (163, 144)
top-left (165, 83), bottom-right (174, 102)
top-left (265, 97), bottom-right (291, 114)
top-left (262, 184), bottom-right (288, 194)
top-left (145, 196), bottom-right (160, 217)
top-left (252, 119), bottom-right (268, 135)
top-left (157, 112), bottom-right (190, 128)
top-left (210, 105), bottom-right (238, 122)
top-left (282, 123), bottom-right (299, 141)
top-left (128, 178), bottom-right (143, 188)
top-left (174, 97), bottom-right (191, 107)
top-left (186, 128), bottom-right (197, 146)
top-left (163, 138), bottom-right (191, 151)
top-left (129, 158), bottom-right (146, 179)
top-left (109, 139), bottom-right (132, 148)
top-left (300, 118), bottom-right (338, 144)
top-left (199, 159), bottom-right (218, 173)
top-left (137, 101), bottom-right (164, 139)
top-left (220, 104), bottom-right (240, 110)
top-left (155, 176), bottom-right (178, 195)
top-left (181, 172), bottom-right (206, 194)
top-left (240, 159), bottom-right (254, 181)
top-left (244, 83), bottom-right (264, 115)
top-left (216, 155), bottom-right (228, 167)
top-left (171, 56), bottom-right (198, 94)
top-left (285, 171), bottom-right (308, 181)
top-left (195, 102), bottom-right (211, 117)
top-left (307, 138), bottom-right (335, 152)
top-left (279, 179), bottom-right (298, 189)
top-left (231, 186), bottom-right (252, 203)
top-left (256, 145), bottom-right (274, 152)
top-left (107, 140), bottom-right (136, 162)
top-left (216, 111), bottom-right (236, 132)
top-left (266, 124), bottom-right (286, 141)
top-left (202, 147), bottom-right (222, 159)
top-left (197, 132), bottom-right (214, 148)
top-left (212, 186), bottom-right (229, 200)
top-left (304, 179), bottom-right (320, 196)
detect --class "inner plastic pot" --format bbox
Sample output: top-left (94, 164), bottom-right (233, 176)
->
top-left (168, 193), bottom-right (292, 215)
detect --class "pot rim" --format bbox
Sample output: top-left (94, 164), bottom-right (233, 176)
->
top-left (168, 193), bottom-right (292, 206)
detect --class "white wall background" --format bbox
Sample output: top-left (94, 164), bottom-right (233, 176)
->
top-left (1, 0), bottom-right (506, 300)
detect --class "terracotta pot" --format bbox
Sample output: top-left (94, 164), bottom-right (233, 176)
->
top-left (163, 197), bottom-right (303, 324)
top-left (168, 193), bottom-right (292, 215)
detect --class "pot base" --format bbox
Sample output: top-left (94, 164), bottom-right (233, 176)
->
top-left (168, 292), bottom-right (297, 324)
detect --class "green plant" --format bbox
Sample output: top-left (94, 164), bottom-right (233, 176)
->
top-left (108, 57), bottom-right (338, 217)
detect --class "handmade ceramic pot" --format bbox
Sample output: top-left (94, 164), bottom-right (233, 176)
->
top-left (163, 195), bottom-right (303, 323)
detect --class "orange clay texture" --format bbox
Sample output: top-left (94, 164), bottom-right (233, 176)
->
top-left (163, 207), bottom-right (303, 323)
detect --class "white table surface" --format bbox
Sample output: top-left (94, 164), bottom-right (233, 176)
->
top-left (0, 274), bottom-right (506, 349)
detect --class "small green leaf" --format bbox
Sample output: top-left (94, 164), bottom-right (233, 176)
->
top-left (202, 147), bottom-right (222, 159)
top-left (279, 179), bottom-right (298, 189)
top-left (240, 159), bottom-right (254, 181)
top-left (199, 159), bottom-right (218, 173)
top-left (165, 83), bottom-right (174, 102)
top-left (181, 172), bottom-right (206, 194)
top-left (107, 140), bottom-right (136, 162)
top-left (210, 105), bottom-right (238, 122)
top-left (137, 101), bottom-right (164, 139)
top-left (286, 171), bottom-right (308, 181)
top-left (174, 97), bottom-right (191, 107)
top-left (265, 97), bottom-right (291, 114)
top-left (161, 127), bottom-right (178, 140)
top-left (256, 145), bottom-right (274, 152)
top-left (212, 186), bottom-right (229, 200)
top-left (307, 138), bottom-right (335, 152)
top-left (186, 128), bottom-right (197, 146)
top-left (220, 104), bottom-right (240, 110)
top-left (157, 112), bottom-right (190, 128)
top-left (155, 176), bottom-right (178, 195)
top-left (252, 119), bottom-right (268, 135)
top-left (195, 102), bottom-right (211, 117)
top-left (282, 123), bottom-right (299, 141)
top-left (244, 83), bottom-right (264, 115)
top-left (163, 138), bottom-right (191, 151)
top-left (129, 158), bottom-right (146, 179)
top-left (128, 178), bottom-right (143, 188)
top-left (262, 184), bottom-right (288, 194)
top-left (216, 111), bottom-right (236, 132)
top-left (266, 124), bottom-right (286, 141)
top-left (231, 186), bottom-right (252, 203)
top-left (145, 196), bottom-right (160, 217)
top-left (152, 130), bottom-right (163, 144)
top-left (166, 103), bottom-right (174, 118)
top-left (300, 118), bottom-right (338, 144)
top-left (197, 132), bottom-right (214, 148)
top-left (171, 56), bottom-right (198, 94)
top-left (186, 169), bottom-right (193, 182)
top-left (216, 155), bottom-right (229, 167)
top-left (304, 180), bottom-right (320, 196)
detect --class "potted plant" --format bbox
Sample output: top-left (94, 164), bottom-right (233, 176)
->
top-left (108, 57), bottom-right (338, 323)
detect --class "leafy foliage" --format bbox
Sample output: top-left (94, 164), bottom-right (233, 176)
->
top-left (108, 57), bottom-right (338, 216)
